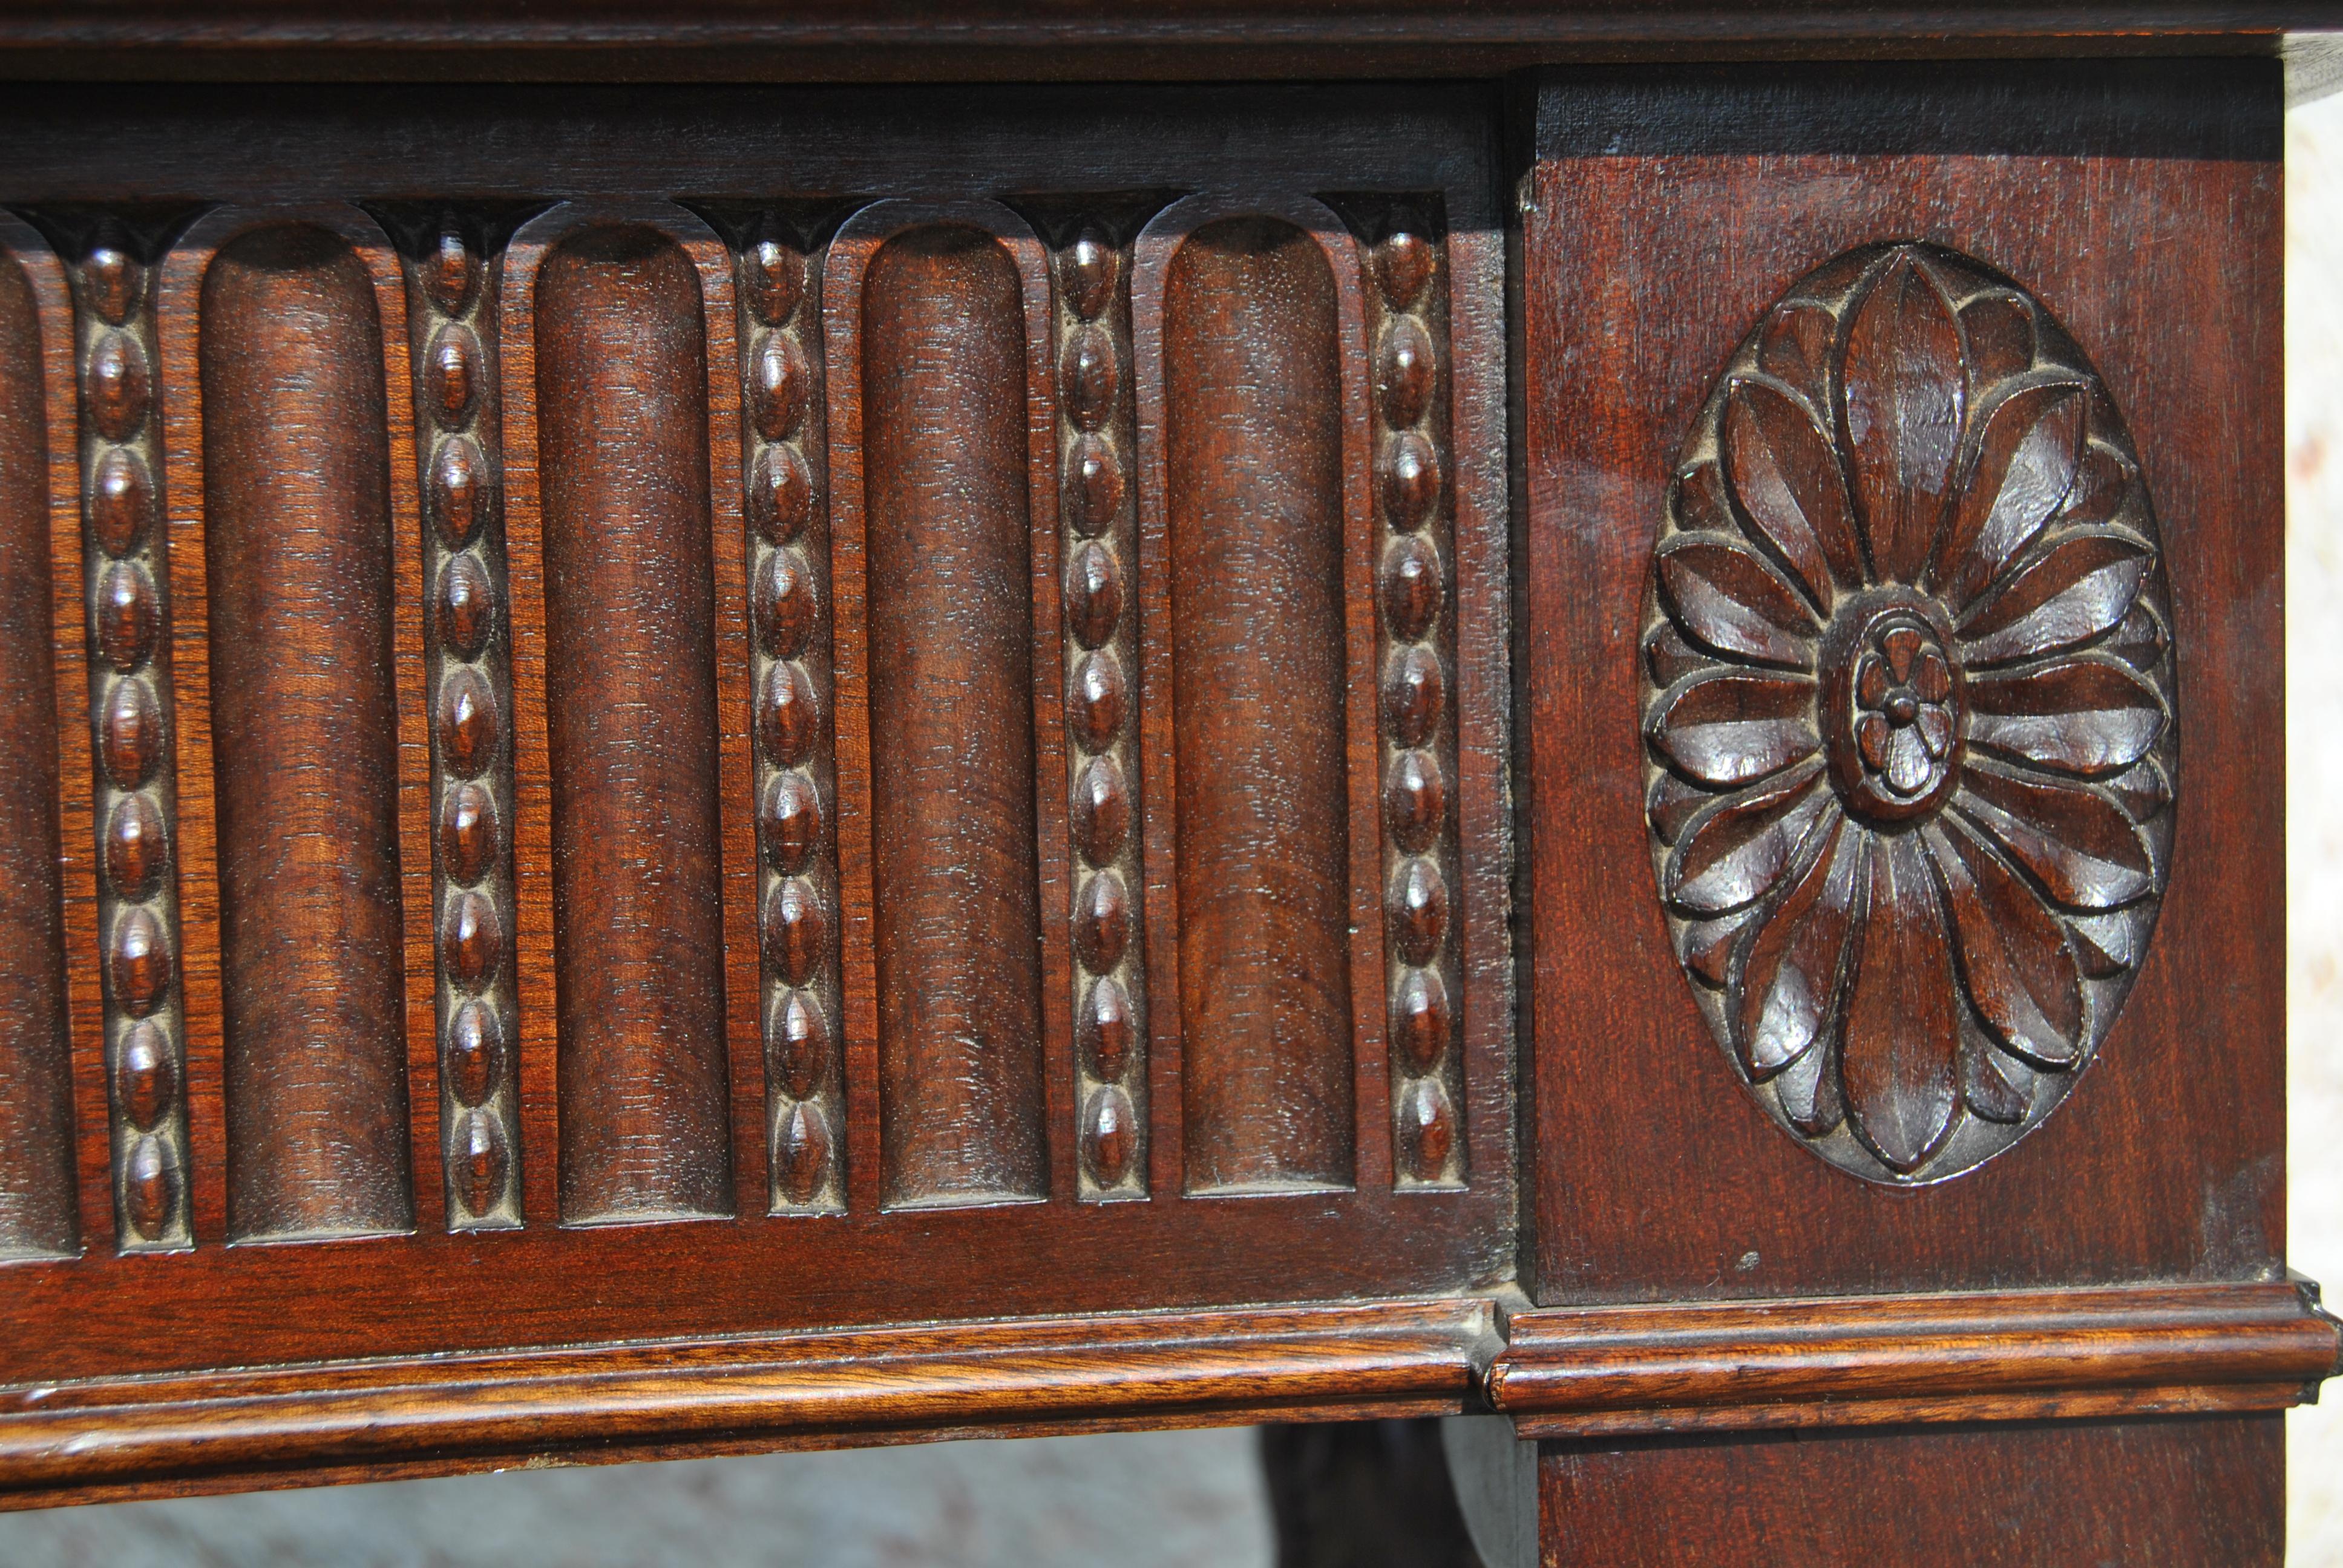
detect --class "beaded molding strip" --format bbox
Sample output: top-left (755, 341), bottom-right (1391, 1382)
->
top-left (68, 221), bottom-right (195, 1249)
top-left (400, 212), bottom-right (524, 1228)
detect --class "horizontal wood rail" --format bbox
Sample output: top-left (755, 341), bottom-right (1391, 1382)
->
top-left (1487, 1280), bottom-right (2343, 1439)
top-left (0, 1297), bottom-right (1499, 1510)
top-left (5, 1278), bottom-right (2337, 1509)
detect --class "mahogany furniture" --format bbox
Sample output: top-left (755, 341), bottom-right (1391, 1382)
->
top-left (0, 9), bottom-right (2336, 1563)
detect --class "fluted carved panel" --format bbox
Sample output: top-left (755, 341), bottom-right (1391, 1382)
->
top-left (828, 204), bottom-right (1057, 1211)
top-left (515, 209), bottom-right (736, 1227)
top-left (0, 218), bottom-right (78, 1259)
top-left (1139, 200), bottom-right (1371, 1195)
top-left (192, 213), bottom-right (415, 1243)
top-left (0, 92), bottom-right (1511, 1371)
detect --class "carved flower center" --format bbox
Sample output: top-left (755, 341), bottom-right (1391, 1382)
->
top-left (1821, 595), bottom-right (1965, 825)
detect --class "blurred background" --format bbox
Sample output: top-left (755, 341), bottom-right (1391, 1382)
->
top-left (0, 72), bottom-right (2333, 1568)
top-left (2286, 74), bottom-right (2343, 1568)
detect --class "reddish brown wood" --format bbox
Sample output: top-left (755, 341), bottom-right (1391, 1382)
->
top-left (0, 1296), bottom-right (1492, 1508)
top-left (0, 221), bottom-right (77, 1259)
top-left (198, 216), bottom-right (414, 1242)
top-left (1521, 62), bottom-right (2286, 1301)
top-left (1536, 1416), bottom-right (2283, 1567)
top-left (856, 215), bottom-right (1050, 1209)
top-left (1636, 240), bottom-right (2179, 1184)
top-left (1152, 204), bottom-right (1361, 1194)
top-left (1487, 1279), bottom-right (2341, 1436)
top-left (0, 97), bottom-right (1520, 1503)
top-left (388, 210), bottom-right (526, 1230)
top-left (1036, 209), bottom-right (1152, 1203)
top-left (528, 215), bottom-right (735, 1225)
top-left (721, 210), bottom-right (842, 1215)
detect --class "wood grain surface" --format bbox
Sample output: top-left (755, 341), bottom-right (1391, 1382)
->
top-left (531, 220), bottom-right (735, 1226)
top-left (1158, 211), bottom-right (1359, 1194)
top-left (0, 222), bottom-right (76, 1259)
top-left (0, 84), bottom-right (1545, 1500)
top-left (1537, 1414), bottom-right (2284, 1567)
top-left (1520, 60), bottom-right (2288, 1301)
top-left (1488, 1279), bottom-right (2342, 1436)
top-left (859, 221), bottom-right (1050, 1209)
top-left (198, 218), bottom-right (414, 1243)
top-left (0, 1296), bottom-right (1496, 1509)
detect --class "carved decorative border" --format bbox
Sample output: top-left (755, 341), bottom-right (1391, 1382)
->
top-left (1489, 1280), bottom-right (2341, 1437)
top-left (1041, 215), bottom-right (1149, 1200)
top-left (57, 217), bottom-right (195, 1251)
top-left (724, 209), bottom-right (845, 1214)
top-left (1354, 200), bottom-right (1465, 1187)
top-left (393, 211), bottom-right (525, 1229)
top-left (0, 1297), bottom-right (1496, 1508)
top-left (1640, 242), bottom-right (2178, 1184)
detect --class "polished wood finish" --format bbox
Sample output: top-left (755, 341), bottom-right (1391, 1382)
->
top-left (0, 217), bottom-right (76, 1259)
top-left (195, 212), bottom-right (414, 1243)
top-left (0, 97), bottom-right (1516, 1424)
top-left (1521, 60), bottom-right (2286, 1301)
top-left (389, 209), bottom-right (528, 1230)
top-left (0, 1296), bottom-right (1493, 1509)
top-left (719, 209), bottom-right (846, 1215)
top-left (0, 51), bottom-right (2318, 1555)
top-left (1042, 209), bottom-right (1153, 1200)
top-left (1537, 1416), bottom-right (2283, 1567)
top-left (1489, 1279), bottom-right (2342, 1436)
top-left (1153, 203), bottom-right (1363, 1194)
top-left (842, 208), bottom-right (1054, 1209)
top-left (523, 211), bottom-right (737, 1226)
top-left (1639, 239), bottom-right (2179, 1184)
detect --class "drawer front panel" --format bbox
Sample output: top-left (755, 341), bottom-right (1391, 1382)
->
top-left (0, 87), bottom-right (1516, 1379)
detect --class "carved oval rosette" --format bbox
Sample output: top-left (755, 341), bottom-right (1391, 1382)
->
top-left (398, 213), bottom-right (525, 1228)
top-left (732, 212), bottom-right (846, 1214)
top-left (66, 223), bottom-right (195, 1249)
top-left (1362, 206), bottom-right (1466, 1187)
top-left (1640, 242), bottom-right (2176, 1184)
top-left (1052, 217), bottom-right (1148, 1200)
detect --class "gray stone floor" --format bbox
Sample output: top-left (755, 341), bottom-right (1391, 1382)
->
top-left (0, 1429), bottom-right (1274, 1567)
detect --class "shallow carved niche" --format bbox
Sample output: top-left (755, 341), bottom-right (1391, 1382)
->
top-left (1640, 242), bottom-right (2176, 1184)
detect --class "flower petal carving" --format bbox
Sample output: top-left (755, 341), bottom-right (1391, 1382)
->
top-left (1725, 379), bottom-right (1864, 607)
top-left (1758, 301), bottom-right (1837, 408)
top-left (1958, 293), bottom-right (2035, 387)
top-left (1839, 832), bottom-right (1962, 1172)
top-left (1956, 762), bottom-right (2154, 911)
top-left (1643, 241), bottom-right (2175, 1184)
top-left (1930, 379), bottom-right (2086, 612)
top-left (1664, 759), bottom-right (1829, 917)
top-left (1927, 818), bottom-right (2083, 1067)
top-left (1964, 1045), bottom-right (2033, 1124)
top-left (1735, 815), bottom-right (1864, 1076)
top-left (1967, 653), bottom-right (2165, 777)
top-left (1673, 460), bottom-right (1736, 534)
top-left (2058, 441), bottom-right (2133, 532)
top-left (1958, 529), bottom-right (2150, 667)
top-left (1842, 254), bottom-right (1965, 584)
top-left (1647, 667), bottom-right (1820, 788)
top-left (1657, 535), bottom-right (1818, 668)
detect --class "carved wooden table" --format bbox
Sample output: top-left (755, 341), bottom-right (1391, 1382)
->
top-left (0, 9), bottom-right (2337, 1562)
